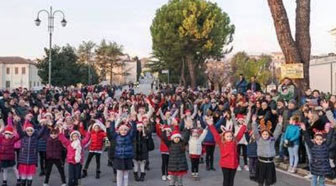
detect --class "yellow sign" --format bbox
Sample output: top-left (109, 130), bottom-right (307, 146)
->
top-left (281, 63), bottom-right (304, 79)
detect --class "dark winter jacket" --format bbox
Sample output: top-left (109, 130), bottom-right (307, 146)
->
top-left (17, 125), bottom-right (45, 165)
top-left (303, 130), bottom-right (333, 176)
top-left (163, 129), bottom-right (190, 172)
top-left (46, 137), bottom-right (63, 160)
top-left (37, 126), bottom-right (50, 152)
top-left (108, 121), bottom-right (136, 159)
top-left (247, 140), bottom-right (258, 158)
top-left (133, 129), bottom-right (151, 161)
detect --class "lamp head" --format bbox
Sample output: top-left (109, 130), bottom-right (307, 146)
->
top-left (61, 19), bottom-right (67, 27)
top-left (35, 18), bottom-right (41, 26)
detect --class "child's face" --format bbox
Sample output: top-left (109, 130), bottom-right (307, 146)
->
top-left (50, 133), bottom-right (58, 139)
top-left (289, 118), bottom-right (296, 125)
top-left (71, 134), bottom-right (79, 141)
top-left (224, 132), bottom-right (233, 142)
top-left (314, 135), bottom-right (324, 145)
top-left (119, 128), bottom-right (128, 136)
top-left (139, 107), bottom-right (145, 114)
top-left (26, 129), bottom-right (34, 136)
top-left (261, 131), bottom-right (270, 140)
top-left (192, 131), bottom-right (199, 138)
top-left (173, 137), bottom-right (180, 143)
top-left (238, 119), bottom-right (244, 125)
top-left (93, 125), bottom-right (100, 132)
top-left (4, 133), bottom-right (13, 139)
top-left (137, 126), bottom-right (143, 132)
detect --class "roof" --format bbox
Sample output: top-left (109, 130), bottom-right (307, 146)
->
top-left (0, 57), bottom-right (36, 65)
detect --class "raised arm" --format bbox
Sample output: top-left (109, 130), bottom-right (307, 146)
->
top-left (106, 121), bottom-right (116, 141)
top-left (159, 109), bottom-right (165, 121)
top-left (58, 132), bottom-right (70, 147)
top-left (15, 120), bottom-right (25, 138)
top-left (326, 128), bottom-right (335, 148)
top-left (129, 121), bottom-right (137, 139)
top-left (207, 117), bottom-right (221, 145)
top-left (36, 125), bottom-right (47, 139)
top-left (199, 127), bottom-right (208, 142)
top-left (273, 117), bottom-right (283, 141)
top-left (325, 110), bottom-right (336, 127)
top-left (172, 109), bottom-right (179, 118)
top-left (252, 115), bottom-right (260, 140)
top-left (81, 130), bottom-right (91, 146)
top-left (146, 101), bottom-right (154, 119)
top-left (302, 130), bottom-right (314, 148)
top-left (191, 104), bottom-right (198, 119)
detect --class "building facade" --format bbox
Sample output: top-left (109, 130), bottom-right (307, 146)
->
top-left (310, 55), bottom-right (336, 94)
top-left (0, 57), bottom-right (42, 90)
top-left (96, 55), bottom-right (138, 85)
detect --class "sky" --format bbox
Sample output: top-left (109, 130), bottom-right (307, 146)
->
top-left (0, 0), bottom-right (335, 60)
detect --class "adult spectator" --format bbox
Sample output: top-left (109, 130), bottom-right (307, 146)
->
top-left (247, 76), bottom-right (261, 93)
top-left (278, 77), bottom-right (297, 102)
top-left (235, 74), bottom-right (248, 94)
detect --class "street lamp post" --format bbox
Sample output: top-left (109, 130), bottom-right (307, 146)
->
top-left (35, 6), bottom-right (67, 87)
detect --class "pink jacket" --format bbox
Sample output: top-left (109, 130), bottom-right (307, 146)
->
top-left (58, 132), bottom-right (91, 165)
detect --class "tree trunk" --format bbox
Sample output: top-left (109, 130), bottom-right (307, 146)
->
top-left (267, 0), bottom-right (311, 92)
top-left (180, 57), bottom-right (186, 86)
top-left (218, 83), bottom-right (222, 94)
top-left (295, 0), bottom-right (311, 90)
top-left (110, 65), bottom-right (113, 85)
top-left (186, 55), bottom-right (196, 89)
top-left (267, 0), bottom-right (302, 64)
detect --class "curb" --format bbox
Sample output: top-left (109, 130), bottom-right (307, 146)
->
top-left (275, 162), bottom-right (336, 185)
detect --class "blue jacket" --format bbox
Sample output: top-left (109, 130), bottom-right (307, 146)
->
top-left (284, 124), bottom-right (301, 145)
top-left (109, 121), bottom-right (136, 159)
top-left (201, 117), bottom-right (224, 145)
top-left (236, 79), bottom-right (248, 93)
top-left (247, 140), bottom-right (258, 158)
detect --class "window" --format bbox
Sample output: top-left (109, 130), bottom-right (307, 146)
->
top-left (33, 82), bottom-right (36, 87)
top-left (22, 67), bottom-right (26, 74)
top-left (15, 67), bottom-right (18, 74)
top-left (37, 82), bottom-right (39, 86)
top-left (5, 81), bottom-right (10, 88)
top-left (6, 68), bottom-right (10, 74)
top-left (29, 81), bottom-right (32, 89)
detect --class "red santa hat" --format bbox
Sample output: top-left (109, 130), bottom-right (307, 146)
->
top-left (92, 119), bottom-right (106, 132)
top-left (39, 116), bottom-right (48, 124)
top-left (4, 125), bottom-right (14, 135)
top-left (142, 116), bottom-right (148, 121)
top-left (23, 122), bottom-right (35, 132)
top-left (70, 130), bottom-right (81, 139)
top-left (136, 122), bottom-right (144, 128)
top-left (236, 114), bottom-right (245, 121)
top-left (44, 112), bottom-right (53, 118)
top-left (171, 130), bottom-right (182, 139)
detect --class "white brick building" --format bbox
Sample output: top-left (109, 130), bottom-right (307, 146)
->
top-left (0, 57), bottom-right (42, 90)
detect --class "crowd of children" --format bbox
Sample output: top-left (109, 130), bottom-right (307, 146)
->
top-left (0, 78), bottom-right (336, 186)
